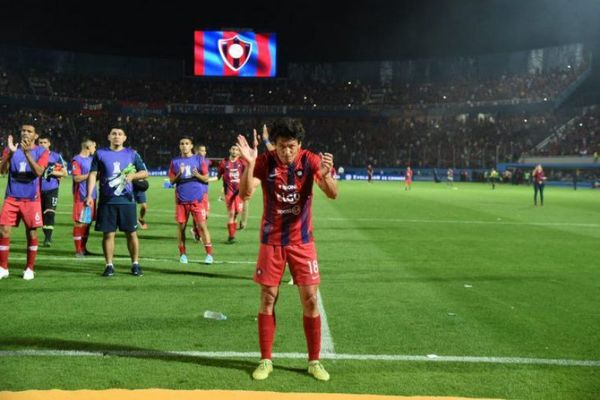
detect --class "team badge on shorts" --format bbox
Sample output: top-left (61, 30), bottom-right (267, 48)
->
top-left (256, 268), bottom-right (263, 276)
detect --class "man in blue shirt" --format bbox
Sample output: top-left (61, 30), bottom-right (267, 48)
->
top-left (86, 128), bottom-right (148, 277)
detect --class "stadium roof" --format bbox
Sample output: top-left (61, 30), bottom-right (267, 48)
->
top-left (1, 0), bottom-right (599, 63)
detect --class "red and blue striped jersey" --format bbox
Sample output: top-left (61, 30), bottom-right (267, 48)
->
top-left (218, 158), bottom-right (245, 196)
top-left (254, 149), bottom-right (323, 246)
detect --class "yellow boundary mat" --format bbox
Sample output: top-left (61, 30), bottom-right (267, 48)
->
top-left (0, 390), bottom-right (500, 400)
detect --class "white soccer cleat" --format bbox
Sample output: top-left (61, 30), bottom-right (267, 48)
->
top-left (0, 268), bottom-right (9, 279)
top-left (22, 268), bottom-right (35, 281)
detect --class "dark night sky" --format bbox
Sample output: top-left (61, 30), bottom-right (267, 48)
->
top-left (1, 0), bottom-right (599, 63)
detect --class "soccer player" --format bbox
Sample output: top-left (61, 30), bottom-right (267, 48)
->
top-left (532, 164), bottom-right (546, 206)
top-left (38, 136), bottom-right (68, 247)
top-left (237, 118), bottom-right (338, 382)
top-left (367, 163), bottom-right (374, 183)
top-left (405, 166), bottom-right (413, 191)
top-left (72, 138), bottom-right (97, 257)
top-left (217, 145), bottom-right (246, 243)
top-left (86, 128), bottom-right (148, 277)
top-left (169, 136), bottom-right (213, 264)
top-left (0, 124), bottom-right (49, 280)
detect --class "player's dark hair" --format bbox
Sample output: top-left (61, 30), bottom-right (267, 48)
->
top-left (179, 135), bottom-right (194, 144)
top-left (21, 123), bottom-right (36, 132)
top-left (38, 134), bottom-right (51, 141)
top-left (269, 118), bottom-right (305, 144)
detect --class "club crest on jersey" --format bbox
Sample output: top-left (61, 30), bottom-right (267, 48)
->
top-left (218, 35), bottom-right (253, 72)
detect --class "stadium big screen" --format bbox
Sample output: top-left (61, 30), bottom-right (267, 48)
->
top-left (194, 30), bottom-right (277, 77)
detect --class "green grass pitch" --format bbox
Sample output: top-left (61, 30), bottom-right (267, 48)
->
top-left (0, 177), bottom-right (599, 399)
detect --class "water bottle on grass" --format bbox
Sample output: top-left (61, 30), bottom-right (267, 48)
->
top-left (203, 310), bottom-right (227, 320)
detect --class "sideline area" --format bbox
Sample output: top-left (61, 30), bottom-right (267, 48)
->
top-left (0, 390), bottom-right (501, 400)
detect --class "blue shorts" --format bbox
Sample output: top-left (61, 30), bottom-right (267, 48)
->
top-left (95, 203), bottom-right (138, 233)
top-left (133, 190), bottom-right (147, 204)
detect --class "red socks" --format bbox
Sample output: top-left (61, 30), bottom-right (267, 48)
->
top-left (204, 243), bottom-right (213, 255)
top-left (0, 237), bottom-right (10, 269)
top-left (26, 238), bottom-right (39, 269)
top-left (73, 226), bottom-right (84, 253)
top-left (228, 222), bottom-right (236, 238)
top-left (303, 315), bottom-right (322, 361)
top-left (258, 313), bottom-right (275, 360)
top-left (178, 244), bottom-right (186, 255)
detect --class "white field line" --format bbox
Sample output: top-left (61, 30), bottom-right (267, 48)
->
top-left (5, 255), bottom-right (255, 265)
top-left (0, 350), bottom-right (598, 367)
top-left (7, 256), bottom-right (334, 352)
top-left (317, 289), bottom-right (335, 355)
top-left (54, 210), bottom-right (599, 228)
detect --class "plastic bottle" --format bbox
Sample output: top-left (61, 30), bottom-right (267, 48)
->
top-left (203, 310), bottom-right (227, 320)
top-left (81, 206), bottom-right (92, 224)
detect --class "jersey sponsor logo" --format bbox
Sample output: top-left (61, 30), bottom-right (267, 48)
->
top-left (184, 165), bottom-right (192, 177)
top-left (278, 184), bottom-right (297, 191)
top-left (19, 162), bottom-right (27, 172)
top-left (113, 161), bottom-right (121, 175)
top-left (229, 168), bottom-right (240, 182)
top-left (276, 192), bottom-right (300, 204)
top-left (276, 205), bottom-right (301, 215)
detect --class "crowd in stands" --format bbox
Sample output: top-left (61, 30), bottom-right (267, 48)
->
top-left (538, 106), bottom-right (600, 157)
top-left (0, 64), bottom-right (587, 108)
top-left (0, 63), bottom-right (597, 169)
top-left (0, 107), bottom-right (565, 170)
top-left (1, 69), bottom-right (370, 107)
top-left (384, 67), bottom-right (584, 105)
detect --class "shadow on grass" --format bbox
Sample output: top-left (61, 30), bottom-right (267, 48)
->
top-left (142, 265), bottom-right (253, 281)
top-left (0, 337), bottom-right (252, 373)
top-left (0, 337), bottom-right (306, 376)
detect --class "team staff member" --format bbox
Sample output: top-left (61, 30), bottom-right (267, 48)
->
top-left (86, 128), bottom-right (148, 277)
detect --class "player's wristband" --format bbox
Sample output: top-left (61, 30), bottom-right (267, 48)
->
top-left (263, 140), bottom-right (270, 145)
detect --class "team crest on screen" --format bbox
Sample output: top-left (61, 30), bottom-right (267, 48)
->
top-left (218, 35), bottom-right (253, 71)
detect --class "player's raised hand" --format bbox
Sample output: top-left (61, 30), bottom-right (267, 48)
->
top-left (319, 152), bottom-right (334, 177)
top-left (237, 131), bottom-right (258, 163)
top-left (7, 135), bottom-right (18, 153)
top-left (20, 136), bottom-right (33, 152)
